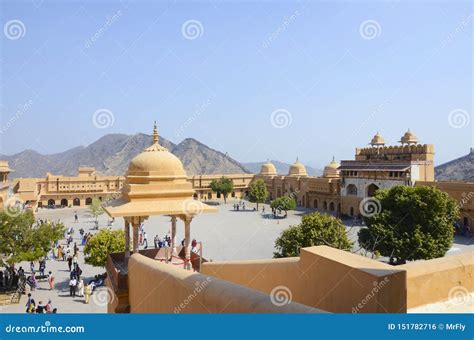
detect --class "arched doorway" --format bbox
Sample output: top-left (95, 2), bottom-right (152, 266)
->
top-left (207, 192), bottom-right (212, 200)
top-left (337, 203), bottom-right (341, 212)
top-left (350, 207), bottom-right (354, 216)
top-left (85, 197), bottom-right (93, 205)
top-left (48, 199), bottom-right (55, 207)
top-left (193, 193), bottom-right (198, 200)
top-left (231, 192), bottom-right (235, 198)
top-left (367, 184), bottom-right (379, 197)
top-left (314, 199), bottom-right (318, 209)
top-left (60, 198), bottom-right (68, 207)
top-left (323, 201), bottom-right (328, 210)
top-left (73, 198), bottom-right (80, 206)
top-left (329, 202), bottom-right (335, 211)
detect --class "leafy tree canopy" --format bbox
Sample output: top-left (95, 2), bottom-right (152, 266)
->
top-left (0, 211), bottom-right (65, 266)
top-left (209, 177), bottom-right (234, 203)
top-left (84, 229), bottom-right (125, 267)
top-left (247, 179), bottom-right (269, 209)
top-left (89, 197), bottom-right (104, 221)
top-left (274, 212), bottom-right (353, 258)
top-left (270, 195), bottom-right (297, 217)
top-left (358, 185), bottom-right (459, 265)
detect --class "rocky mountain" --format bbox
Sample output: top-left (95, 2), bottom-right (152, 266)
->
top-left (1, 133), bottom-right (250, 178)
top-left (243, 160), bottom-right (322, 177)
top-left (435, 148), bottom-right (474, 182)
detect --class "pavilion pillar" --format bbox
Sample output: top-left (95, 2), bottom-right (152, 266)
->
top-left (124, 219), bottom-right (131, 258)
top-left (132, 221), bottom-right (140, 254)
top-left (171, 216), bottom-right (177, 255)
top-left (183, 216), bottom-right (192, 270)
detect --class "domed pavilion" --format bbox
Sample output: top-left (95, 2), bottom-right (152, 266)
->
top-left (104, 122), bottom-right (217, 269)
top-left (288, 158), bottom-right (308, 177)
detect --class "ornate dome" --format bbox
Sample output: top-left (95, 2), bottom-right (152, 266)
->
top-left (260, 161), bottom-right (277, 176)
top-left (288, 158), bottom-right (308, 177)
top-left (127, 123), bottom-right (186, 177)
top-left (323, 157), bottom-right (340, 178)
top-left (370, 132), bottom-right (385, 146)
top-left (399, 129), bottom-right (418, 145)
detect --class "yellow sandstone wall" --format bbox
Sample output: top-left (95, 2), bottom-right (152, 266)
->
top-left (399, 253), bottom-right (474, 309)
top-left (127, 253), bottom-right (322, 313)
top-left (202, 246), bottom-right (407, 313)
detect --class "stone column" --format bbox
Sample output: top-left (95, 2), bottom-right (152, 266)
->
top-left (132, 221), bottom-right (140, 254)
top-left (124, 220), bottom-right (131, 258)
top-left (184, 217), bottom-right (192, 270)
top-left (171, 216), bottom-right (177, 256)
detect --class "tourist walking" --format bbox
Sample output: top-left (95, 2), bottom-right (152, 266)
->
top-left (69, 277), bottom-right (77, 297)
top-left (25, 293), bottom-right (35, 313)
top-left (77, 279), bottom-right (84, 297)
top-left (74, 212), bottom-right (78, 223)
top-left (84, 284), bottom-right (92, 304)
top-left (47, 271), bottom-right (54, 290)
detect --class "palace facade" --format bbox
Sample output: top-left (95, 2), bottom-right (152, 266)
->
top-left (0, 161), bottom-right (12, 210)
top-left (6, 130), bottom-right (473, 228)
top-left (12, 168), bottom-right (253, 210)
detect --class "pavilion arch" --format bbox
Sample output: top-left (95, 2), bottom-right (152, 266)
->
top-left (85, 197), bottom-right (93, 205)
top-left (48, 199), bottom-right (55, 206)
top-left (346, 184), bottom-right (358, 196)
top-left (60, 198), bottom-right (68, 207)
top-left (366, 184), bottom-right (380, 197)
top-left (73, 198), bottom-right (80, 206)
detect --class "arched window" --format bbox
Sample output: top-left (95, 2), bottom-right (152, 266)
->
top-left (367, 184), bottom-right (379, 197)
top-left (346, 184), bottom-right (358, 196)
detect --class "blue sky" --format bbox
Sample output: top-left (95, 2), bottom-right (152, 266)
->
top-left (0, 0), bottom-right (472, 167)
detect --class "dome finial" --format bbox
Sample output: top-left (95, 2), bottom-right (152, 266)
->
top-left (153, 121), bottom-right (159, 145)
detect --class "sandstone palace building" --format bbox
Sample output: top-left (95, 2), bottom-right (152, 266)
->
top-left (6, 130), bottom-right (474, 228)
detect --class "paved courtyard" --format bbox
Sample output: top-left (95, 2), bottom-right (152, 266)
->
top-left (1, 199), bottom-right (472, 313)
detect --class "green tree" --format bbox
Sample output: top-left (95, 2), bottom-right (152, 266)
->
top-left (274, 212), bottom-right (352, 258)
top-left (84, 229), bottom-right (125, 267)
top-left (270, 196), bottom-right (297, 218)
top-left (248, 179), bottom-right (268, 210)
top-left (209, 177), bottom-right (234, 203)
top-left (0, 211), bottom-right (65, 265)
top-left (89, 197), bottom-right (104, 223)
top-left (358, 185), bottom-right (459, 265)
